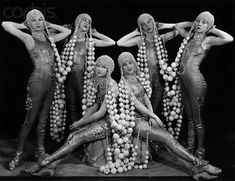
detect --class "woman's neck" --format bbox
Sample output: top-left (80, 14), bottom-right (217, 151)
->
top-left (76, 31), bottom-right (86, 40)
top-left (193, 32), bottom-right (205, 41)
top-left (124, 74), bottom-right (137, 81)
top-left (31, 30), bottom-right (47, 42)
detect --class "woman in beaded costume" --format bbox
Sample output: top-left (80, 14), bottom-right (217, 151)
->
top-left (173, 11), bottom-right (233, 159)
top-left (2, 9), bottom-right (71, 170)
top-left (117, 13), bottom-right (179, 115)
top-left (25, 55), bottom-right (118, 176)
top-left (62, 13), bottom-right (115, 124)
top-left (115, 52), bottom-right (221, 180)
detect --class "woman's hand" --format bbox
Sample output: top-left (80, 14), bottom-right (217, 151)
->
top-left (153, 115), bottom-right (164, 128)
top-left (149, 118), bottom-right (159, 129)
top-left (69, 120), bottom-right (82, 131)
top-left (92, 28), bottom-right (98, 35)
top-left (207, 25), bottom-right (216, 34)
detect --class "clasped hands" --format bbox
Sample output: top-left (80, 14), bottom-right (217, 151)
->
top-left (149, 115), bottom-right (164, 129)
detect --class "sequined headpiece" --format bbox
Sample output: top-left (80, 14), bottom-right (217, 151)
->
top-left (195, 11), bottom-right (215, 30)
top-left (26, 9), bottom-right (45, 30)
top-left (96, 55), bottom-right (114, 76)
top-left (75, 13), bottom-right (92, 27)
top-left (118, 52), bottom-right (139, 75)
top-left (137, 13), bottom-right (155, 27)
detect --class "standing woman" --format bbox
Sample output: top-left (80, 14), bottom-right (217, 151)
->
top-left (2, 9), bottom-right (71, 170)
top-left (62, 13), bottom-right (115, 123)
top-left (174, 11), bottom-right (233, 159)
top-left (117, 13), bottom-right (178, 114)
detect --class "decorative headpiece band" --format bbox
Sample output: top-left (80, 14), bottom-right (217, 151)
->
top-left (75, 13), bottom-right (92, 27)
top-left (195, 11), bottom-right (215, 30)
top-left (96, 55), bottom-right (115, 76)
top-left (118, 52), bottom-right (139, 75)
top-left (137, 13), bottom-right (155, 27)
top-left (26, 9), bottom-right (45, 30)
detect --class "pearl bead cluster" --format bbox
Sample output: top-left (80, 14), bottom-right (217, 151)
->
top-left (137, 41), bottom-right (149, 79)
top-left (49, 83), bottom-right (66, 142)
top-left (99, 79), bottom-right (150, 174)
top-left (133, 129), bottom-right (150, 170)
top-left (82, 38), bottom-right (96, 115)
top-left (40, 22), bottom-right (67, 142)
top-left (136, 72), bottom-right (152, 99)
top-left (162, 36), bottom-right (190, 138)
top-left (100, 79), bottom-right (137, 174)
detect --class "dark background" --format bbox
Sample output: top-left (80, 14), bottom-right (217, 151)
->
top-left (0, 0), bottom-right (234, 179)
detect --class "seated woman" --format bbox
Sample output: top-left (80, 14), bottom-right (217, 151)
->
top-left (114, 52), bottom-right (222, 180)
top-left (25, 55), bottom-right (118, 175)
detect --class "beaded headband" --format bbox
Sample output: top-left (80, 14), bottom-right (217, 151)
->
top-left (75, 13), bottom-right (92, 27)
top-left (26, 9), bottom-right (45, 30)
top-left (195, 11), bottom-right (215, 30)
top-left (137, 13), bottom-right (155, 27)
top-left (96, 55), bottom-right (115, 76)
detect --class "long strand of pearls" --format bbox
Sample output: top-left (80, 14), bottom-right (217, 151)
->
top-left (100, 79), bottom-right (136, 174)
top-left (82, 33), bottom-right (96, 115)
top-left (42, 23), bottom-right (66, 142)
top-left (162, 36), bottom-right (190, 138)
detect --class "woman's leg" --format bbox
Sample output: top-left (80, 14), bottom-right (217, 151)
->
top-left (66, 75), bottom-right (78, 123)
top-left (9, 79), bottom-right (47, 170)
top-left (180, 76), bottom-right (195, 153)
top-left (36, 81), bottom-right (55, 160)
top-left (150, 73), bottom-right (163, 115)
top-left (185, 74), bottom-right (207, 159)
top-left (26, 121), bottom-right (108, 174)
top-left (134, 120), bottom-right (221, 175)
top-left (43, 122), bottom-right (106, 164)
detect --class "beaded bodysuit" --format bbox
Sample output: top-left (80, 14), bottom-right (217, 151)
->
top-left (179, 38), bottom-right (208, 153)
top-left (143, 39), bottom-right (163, 114)
top-left (66, 39), bottom-right (88, 121)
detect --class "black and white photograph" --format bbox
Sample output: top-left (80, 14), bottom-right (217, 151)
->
top-left (0, 0), bottom-right (234, 180)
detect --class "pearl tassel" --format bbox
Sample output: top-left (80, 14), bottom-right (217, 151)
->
top-left (100, 80), bottom-right (136, 174)
top-left (162, 36), bottom-right (190, 138)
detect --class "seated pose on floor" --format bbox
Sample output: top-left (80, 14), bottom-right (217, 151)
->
top-left (2, 9), bottom-right (71, 170)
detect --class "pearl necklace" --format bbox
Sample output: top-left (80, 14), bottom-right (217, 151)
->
top-left (32, 31), bottom-right (47, 41)
top-left (193, 34), bottom-right (205, 41)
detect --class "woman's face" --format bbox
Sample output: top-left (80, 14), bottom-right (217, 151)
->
top-left (79, 18), bottom-right (90, 32)
top-left (141, 18), bottom-right (154, 33)
top-left (30, 16), bottom-right (44, 31)
top-left (95, 64), bottom-right (108, 77)
top-left (122, 60), bottom-right (135, 75)
top-left (195, 18), bottom-right (208, 33)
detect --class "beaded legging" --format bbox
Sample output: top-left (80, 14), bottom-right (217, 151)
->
top-left (17, 71), bottom-right (55, 156)
top-left (180, 69), bottom-right (207, 154)
top-left (41, 117), bottom-right (203, 174)
top-left (42, 121), bottom-right (108, 163)
top-left (66, 67), bottom-right (84, 122)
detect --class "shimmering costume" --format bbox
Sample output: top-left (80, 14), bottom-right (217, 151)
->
top-left (176, 12), bottom-right (216, 159)
top-left (180, 37), bottom-right (207, 156)
top-left (25, 38), bottom-right (55, 156)
top-left (142, 38), bottom-right (164, 115)
top-left (66, 39), bottom-right (88, 121)
top-left (137, 14), bottom-right (177, 114)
